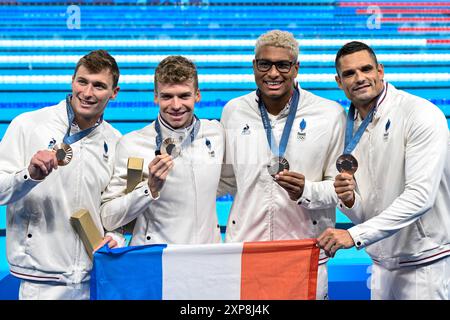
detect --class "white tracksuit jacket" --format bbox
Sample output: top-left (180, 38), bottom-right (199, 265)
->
top-left (219, 87), bottom-right (346, 263)
top-left (0, 100), bottom-right (121, 283)
top-left (100, 118), bottom-right (223, 245)
top-left (341, 83), bottom-right (450, 270)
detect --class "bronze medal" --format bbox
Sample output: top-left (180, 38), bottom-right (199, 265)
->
top-left (336, 154), bottom-right (358, 174)
top-left (161, 137), bottom-right (181, 159)
top-left (53, 143), bottom-right (73, 166)
top-left (267, 157), bottom-right (290, 177)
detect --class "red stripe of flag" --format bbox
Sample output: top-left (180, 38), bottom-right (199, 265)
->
top-left (240, 239), bottom-right (319, 300)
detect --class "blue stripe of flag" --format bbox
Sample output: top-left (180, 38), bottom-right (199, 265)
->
top-left (90, 243), bottom-right (167, 300)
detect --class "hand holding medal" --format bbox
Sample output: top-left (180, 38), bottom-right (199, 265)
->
top-left (148, 153), bottom-right (174, 198)
top-left (28, 149), bottom-right (59, 180)
top-left (274, 170), bottom-right (306, 201)
top-left (334, 103), bottom-right (377, 207)
top-left (334, 152), bottom-right (358, 208)
top-left (257, 86), bottom-right (307, 201)
top-left (334, 172), bottom-right (356, 208)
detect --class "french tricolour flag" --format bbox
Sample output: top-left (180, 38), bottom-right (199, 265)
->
top-left (91, 239), bottom-right (319, 300)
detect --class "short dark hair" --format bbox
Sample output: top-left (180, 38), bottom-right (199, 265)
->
top-left (74, 50), bottom-right (120, 88)
top-left (154, 55), bottom-right (198, 92)
top-left (335, 41), bottom-right (378, 74)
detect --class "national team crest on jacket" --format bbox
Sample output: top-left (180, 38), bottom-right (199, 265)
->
top-left (383, 119), bottom-right (391, 141)
top-left (297, 118), bottom-right (306, 140)
top-left (103, 141), bottom-right (109, 161)
top-left (205, 138), bottom-right (215, 157)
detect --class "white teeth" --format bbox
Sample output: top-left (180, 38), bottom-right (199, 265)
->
top-left (80, 99), bottom-right (94, 105)
top-left (266, 81), bottom-right (281, 85)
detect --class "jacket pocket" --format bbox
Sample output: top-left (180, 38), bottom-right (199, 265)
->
top-left (415, 218), bottom-right (427, 238)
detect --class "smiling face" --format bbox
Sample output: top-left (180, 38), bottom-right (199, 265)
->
top-left (71, 65), bottom-right (119, 129)
top-left (155, 80), bottom-right (200, 129)
top-left (253, 45), bottom-right (299, 106)
top-left (335, 50), bottom-right (384, 110)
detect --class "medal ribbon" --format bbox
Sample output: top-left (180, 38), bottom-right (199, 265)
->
top-left (343, 83), bottom-right (388, 154)
top-left (63, 95), bottom-right (102, 145)
top-left (258, 85), bottom-right (299, 158)
top-left (155, 114), bottom-right (201, 152)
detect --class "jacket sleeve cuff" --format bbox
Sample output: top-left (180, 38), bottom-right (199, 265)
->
top-left (347, 225), bottom-right (365, 250)
top-left (297, 179), bottom-right (312, 207)
top-left (347, 221), bottom-right (391, 250)
top-left (337, 192), bottom-right (363, 225)
top-left (337, 192), bottom-right (359, 210)
top-left (15, 167), bottom-right (42, 193)
top-left (101, 181), bottom-right (159, 232)
top-left (134, 180), bottom-right (160, 201)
